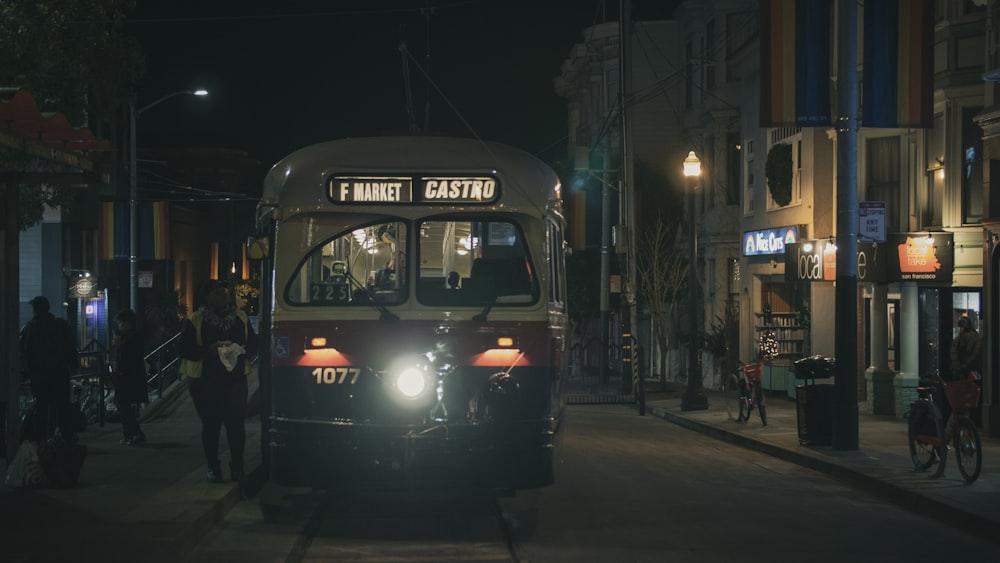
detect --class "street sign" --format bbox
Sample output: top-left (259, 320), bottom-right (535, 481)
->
top-left (859, 201), bottom-right (886, 243)
top-left (610, 274), bottom-right (621, 294)
top-left (138, 270), bottom-right (154, 288)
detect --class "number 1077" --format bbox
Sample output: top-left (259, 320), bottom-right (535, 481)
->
top-left (312, 367), bottom-right (361, 384)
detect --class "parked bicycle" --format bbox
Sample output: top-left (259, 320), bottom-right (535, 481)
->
top-left (732, 358), bottom-right (767, 426)
top-left (907, 372), bottom-right (982, 483)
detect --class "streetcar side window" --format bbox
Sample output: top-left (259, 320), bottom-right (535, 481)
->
top-left (416, 219), bottom-right (538, 306)
top-left (286, 221), bottom-right (408, 306)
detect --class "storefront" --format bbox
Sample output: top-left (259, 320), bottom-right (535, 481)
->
top-left (784, 233), bottom-right (969, 418)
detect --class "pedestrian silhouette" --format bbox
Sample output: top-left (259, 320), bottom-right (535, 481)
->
top-left (19, 296), bottom-right (79, 443)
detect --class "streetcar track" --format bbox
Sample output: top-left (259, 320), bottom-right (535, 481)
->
top-left (275, 489), bottom-right (521, 562)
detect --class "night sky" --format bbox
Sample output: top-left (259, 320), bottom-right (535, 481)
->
top-left (126, 1), bottom-right (678, 174)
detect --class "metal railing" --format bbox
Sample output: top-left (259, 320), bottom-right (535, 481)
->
top-left (17, 330), bottom-right (185, 433)
top-left (144, 329), bottom-right (183, 402)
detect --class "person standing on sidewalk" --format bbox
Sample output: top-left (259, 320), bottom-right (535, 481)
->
top-left (950, 316), bottom-right (981, 379)
top-left (19, 296), bottom-right (79, 443)
top-left (112, 308), bottom-right (148, 445)
top-left (178, 280), bottom-right (257, 484)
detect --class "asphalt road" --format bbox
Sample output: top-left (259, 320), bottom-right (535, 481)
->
top-left (189, 405), bottom-right (998, 562)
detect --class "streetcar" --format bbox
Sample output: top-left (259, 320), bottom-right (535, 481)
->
top-left (249, 136), bottom-right (568, 491)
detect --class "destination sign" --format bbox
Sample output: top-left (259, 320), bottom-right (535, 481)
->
top-left (328, 175), bottom-right (500, 204)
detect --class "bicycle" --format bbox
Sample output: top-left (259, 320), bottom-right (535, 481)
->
top-left (733, 358), bottom-right (767, 426)
top-left (907, 372), bottom-right (982, 483)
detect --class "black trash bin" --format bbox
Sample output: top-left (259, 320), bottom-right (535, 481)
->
top-left (793, 356), bottom-right (835, 446)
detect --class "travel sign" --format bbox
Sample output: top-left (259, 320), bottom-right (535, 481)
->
top-left (328, 175), bottom-right (500, 204)
top-left (743, 226), bottom-right (799, 256)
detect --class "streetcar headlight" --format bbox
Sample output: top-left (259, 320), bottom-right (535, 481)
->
top-left (387, 355), bottom-right (434, 401)
top-left (396, 366), bottom-right (427, 399)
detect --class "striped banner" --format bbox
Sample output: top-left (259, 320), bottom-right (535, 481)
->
top-left (862, 0), bottom-right (933, 128)
top-left (99, 201), bottom-right (170, 260)
top-left (566, 189), bottom-right (613, 251)
top-left (759, 0), bottom-right (832, 128)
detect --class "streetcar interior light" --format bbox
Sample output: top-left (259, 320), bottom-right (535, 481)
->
top-left (309, 337), bottom-right (328, 348)
top-left (496, 337), bottom-right (514, 348)
top-left (396, 367), bottom-right (427, 399)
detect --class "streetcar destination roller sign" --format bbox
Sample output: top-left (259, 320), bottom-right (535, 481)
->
top-left (328, 175), bottom-right (499, 204)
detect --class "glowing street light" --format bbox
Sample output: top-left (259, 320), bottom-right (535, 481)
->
top-left (128, 89), bottom-right (208, 310)
top-left (681, 150), bottom-right (708, 411)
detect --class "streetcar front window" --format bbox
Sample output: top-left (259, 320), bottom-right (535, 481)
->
top-left (416, 219), bottom-right (538, 307)
top-left (286, 220), bottom-right (408, 306)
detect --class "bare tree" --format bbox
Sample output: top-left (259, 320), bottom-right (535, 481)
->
top-left (637, 218), bottom-right (688, 388)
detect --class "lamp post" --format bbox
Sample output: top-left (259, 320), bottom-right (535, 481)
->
top-left (681, 150), bottom-right (708, 411)
top-left (128, 89), bottom-right (208, 311)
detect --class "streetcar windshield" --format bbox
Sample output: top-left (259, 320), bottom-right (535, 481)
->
top-left (416, 218), bottom-right (538, 307)
top-left (285, 217), bottom-right (538, 308)
top-left (286, 220), bottom-right (408, 306)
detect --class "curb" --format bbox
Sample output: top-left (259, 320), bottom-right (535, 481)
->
top-left (649, 405), bottom-right (1000, 546)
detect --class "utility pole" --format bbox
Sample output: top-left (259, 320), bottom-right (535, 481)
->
top-left (599, 144), bottom-right (612, 384)
top-left (619, 0), bottom-right (642, 412)
top-left (834, 0), bottom-right (860, 450)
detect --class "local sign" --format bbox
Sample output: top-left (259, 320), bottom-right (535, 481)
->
top-left (785, 240), bottom-right (886, 283)
top-left (785, 232), bottom-right (953, 284)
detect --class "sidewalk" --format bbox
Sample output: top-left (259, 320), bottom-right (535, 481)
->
top-left (645, 384), bottom-right (1000, 544)
top-left (0, 371), bottom-right (261, 563)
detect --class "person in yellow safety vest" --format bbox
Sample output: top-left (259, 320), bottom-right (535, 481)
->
top-left (178, 279), bottom-right (257, 484)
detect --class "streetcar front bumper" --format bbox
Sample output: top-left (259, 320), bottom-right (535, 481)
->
top-left (267, 417), bottom-right (556, 490)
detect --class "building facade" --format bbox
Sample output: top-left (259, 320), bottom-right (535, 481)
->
top-left (559, 0), bottom-right (999, 436)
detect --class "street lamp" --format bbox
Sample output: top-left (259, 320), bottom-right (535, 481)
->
top-left (128, 89), bottom-right (208, 311)
top-left (681, 150), bottom-right (708, 411)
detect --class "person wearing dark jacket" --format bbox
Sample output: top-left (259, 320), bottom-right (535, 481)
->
top-left (20, 296), bottom-right (79, 443)
top-left (178, 280), bottom-right (257, 484)
top-left (112, 308), bottom-right (149, 445)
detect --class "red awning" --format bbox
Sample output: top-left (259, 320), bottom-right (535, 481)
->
top-left (0, 88), bottom-right (113, 152)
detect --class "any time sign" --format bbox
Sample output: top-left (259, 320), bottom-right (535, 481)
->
top-left (860, 201), bottom-right (886, 243)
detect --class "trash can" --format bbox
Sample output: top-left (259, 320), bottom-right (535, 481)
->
top-left (793, 356), bottom-right (836, 446)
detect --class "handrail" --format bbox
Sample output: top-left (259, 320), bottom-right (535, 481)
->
top-left (145, 329), bottom-right (183, 398)
top-left (146, 329), bottom-right (181, 359)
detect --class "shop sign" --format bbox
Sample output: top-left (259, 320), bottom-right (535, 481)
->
top-left (888, 232), bottom-right (953, 282)
top-left (69, 278), bottom-right (95, 298)
top-left (743, 226), bottom-right (799, 256)
top-left (785, 240), bottom-right (886, 283)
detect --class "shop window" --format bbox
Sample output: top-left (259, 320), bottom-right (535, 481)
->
top-left (923, 114), bottom-right (945, 228)
top-left (866, 135), bottom-right (900, 230)
top-left (962, 107), bottom-right (984, 225)
top-left (757, 282), bottom-right (805, 358)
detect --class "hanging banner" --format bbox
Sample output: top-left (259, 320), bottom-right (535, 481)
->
top-left (759, 0), bottom-right (832, 127)
top-left (861, 0), bottom-right (934, 128)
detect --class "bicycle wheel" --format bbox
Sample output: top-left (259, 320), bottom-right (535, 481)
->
top-left (954, 417), bottom-right (982, 483)
top-left (908, 402), bottom-right (946, 474)
top-left (754, 384), bottom-right (767, 426)
top-left (737, 396), bottom-right (748, 422)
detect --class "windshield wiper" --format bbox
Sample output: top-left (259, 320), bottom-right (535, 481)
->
top-left (472, 292), bottom-right (497, 322)
top-left (345, 271), bottom-right (399, 322)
